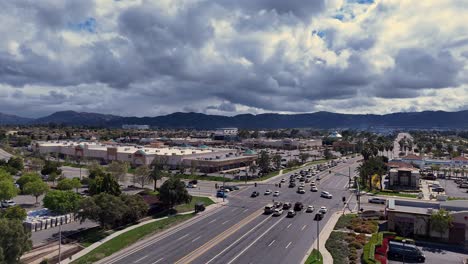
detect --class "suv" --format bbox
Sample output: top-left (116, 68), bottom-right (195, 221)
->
top-left (294, 202), bottom-right (304, 211)
top-left (320, 191), bottom-right (333, 199)
top-left (388, 241), bottom-right (425, 263)
top-left (273, 208), bottom-right (283, 216)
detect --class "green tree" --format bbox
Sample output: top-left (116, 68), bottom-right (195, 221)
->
top-left (24, 180), bottom-right (49, 204)
top-left (43, 190), bottom-right (82, 214)
top-left (7, 157), bottom-right (24, 172)
top-left (56, 178), bottom-right (82, 192)
top-left (40, 160), bottom-right (62, 176)
top-left (16, 172), bottom-right (42, 192)
top-left (431, 209), bottom-right (453, 239)
top-left (159, 178), bottom-right (192, 209)
top-left (258, 150), bottom-right (270, 173)
top-left (120, 194), bottom-right (149, 223)
top-left (0, 206), bottom-right (27, 221)
top-left (0, 168), bottom-right (13, 182)
top-left (88, 162), bottom-right (106, 179)
top-left (133, 165), bottom-right (150, 188)
top-left (89, 173), bottom-right (121, 196)
top-left (107, 161), bottom-right (128, 182)
top-left (77, 193), bottom-right (127, 229)
top-left (148, 158), bottom-right (167, 191)
top-left (272, 154), bottom-right (282, 169)
top-left (299, 152), bottom-right (310, 164)
top-left (0, 219), bottom-right (32, 263)
top-left (0, 180), bottom-right (18, 201)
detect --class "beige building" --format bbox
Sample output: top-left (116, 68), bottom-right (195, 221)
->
top-left (243, 138), bottom-right (322, 149)
top-left (388, 168), bottom-right (420, 189)
top-left (33, 141), bottom-right (256, 172)
top-left (387, 200), bottom-right (468, 246)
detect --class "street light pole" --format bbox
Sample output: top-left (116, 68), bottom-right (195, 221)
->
top-left (223, 172), bottom-right (225, 203)
top-left (317, 218), bottom-right (320, 253)
top-left (58, 224), bottom-right (62, 264)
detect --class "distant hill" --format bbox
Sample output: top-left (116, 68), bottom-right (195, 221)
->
top-left (0, 112), bottom-right (33, 125)
top-left (0, 110), bottom-right (467, 129)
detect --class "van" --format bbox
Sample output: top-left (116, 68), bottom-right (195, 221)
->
top-left (264, 204), bottom-right (275, 214)
top-left (388, 241), bottom-right (425, 263)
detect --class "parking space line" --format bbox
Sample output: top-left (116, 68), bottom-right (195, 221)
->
top-left (243, 209), bottom-right (249, 213)
top-left (287, 223), bottom-right (292, 229)
top-left (285, 242), bottom-right (292, 249)
top-left (301, 225), bottom-right (307, 231)
top-left (268, 240), bottom-right (275, 247)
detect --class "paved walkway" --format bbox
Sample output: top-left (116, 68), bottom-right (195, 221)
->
top-left (61, 198), bottom-right (226, 264)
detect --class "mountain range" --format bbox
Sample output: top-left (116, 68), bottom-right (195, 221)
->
top-left (0, 110), bottom-right (467, 129)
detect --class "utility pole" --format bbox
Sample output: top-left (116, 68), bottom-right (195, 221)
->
top-left (222, 172), bottom-right (225, 202)
top-left (58, 224), bottom-right (62, 264)
top-left (348, 166), bottom-right (351, 189)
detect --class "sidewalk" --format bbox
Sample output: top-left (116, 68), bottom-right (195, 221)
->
top-left (301, 211), bottom-right (341, 264)
top-left (62, 198), bottom-right (227, 264)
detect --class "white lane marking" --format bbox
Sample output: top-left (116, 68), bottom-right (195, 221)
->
top-left (227, 217), bottom-right (285, 264)
top-left (206, 215), bottom-right (272, 264)
top-left (177, 233), bottom-right (190, 241)
top-left (192, 236), bottom-right (201, 243)
top-left (222, 220), bottom-right (230, 225)
top-left (134, 255), bottom-right (148, 263)
top-left (268, 240), bottom-right (275, 247)
top-left (208, 218), bottom-right (217, 224)
top-left (285, 242), bottom-right (292, 249)
top-left (232, 208), bottom-right (238, 212)
top-left (287, 223), bottom-right (292, 229)
top-left (301, 225), bottom-right (307, 231)
top-left (154, 258), bottom-right (164, 263)
top-left (243, 209), bottom-right (249, 213)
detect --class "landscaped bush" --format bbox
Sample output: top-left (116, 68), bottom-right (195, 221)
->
top-left (325, 231), bottom-right (349, 264)
top-left (362, 232), bottom-right (384, 264)
top-left (349, 241), bottom-right (363, 249)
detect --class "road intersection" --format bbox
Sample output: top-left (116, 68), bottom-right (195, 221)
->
top-left (99, 157), bottom-right (361, 264)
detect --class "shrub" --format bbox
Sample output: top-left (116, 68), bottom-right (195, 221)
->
top-left (349, 241), bottom-right (363, 249)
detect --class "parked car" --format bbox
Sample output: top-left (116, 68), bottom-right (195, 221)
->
top-left (289, 182), bottom-right (296, 188)
top-left (368, 197), bottom-right (386, 204)
top-left (251, 191), bottom-right (260, 197)
top-left (310, 186), bottom-right (318, 192)
top-left (273, 191), bottom-right (280, 197)
top-left (280, 179), bottom-right (286, 183)
top-left (388, 241), bottom-right (425, 263)
top-left (1, 200), bottom-right (16, 208)
top-left (320, 191), bottom-right (333, 199)
top-left (297, 187), bottom-right (306, 194)
top-left (432, 187), bottom-right (445, 193)
top-left (306, 205), bottom-right (315, 213)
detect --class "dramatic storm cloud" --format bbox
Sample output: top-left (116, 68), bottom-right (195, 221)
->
top-left (0, 0), bottom-right (467, 117)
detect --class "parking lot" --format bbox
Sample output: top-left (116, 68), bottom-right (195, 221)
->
top-left (438, 179), bottom-right (468, 199)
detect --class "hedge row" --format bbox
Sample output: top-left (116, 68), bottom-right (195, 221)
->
top-left (362, 232), bottom-right (383, 264)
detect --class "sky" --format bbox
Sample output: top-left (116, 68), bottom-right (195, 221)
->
top-left (0, 0), bottom-right (467, 118)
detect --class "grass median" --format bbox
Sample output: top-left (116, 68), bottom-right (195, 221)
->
top-left (305, 249), bottom-right (323, 264)
top-left (175, 196), bottom-right (215, 213)
top-left (71, 214), bottom-right (194, 264)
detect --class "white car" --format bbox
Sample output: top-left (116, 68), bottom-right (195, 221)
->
top-left (300, 182), bottom-right (305, 187)
top-left (297, 187), bottom-right (306, 194)
top-left (319, 206), bottom-right (328, 214)
top-left (280, 179), bottom-right (286, 183)
top-left (310, 186), bottom-right (318, 192)
top-left (306, 205), bottom-right (314, 213)
top-left (273, 208), bottom-right (284, 216)
top-left (320, 191), bottom-right (332, 199)
top-left (264, 189), bottom-right (272, 195)
top-left (273, 191), bottom-right (280, 197)
top-left (1, 200), bottom-right (16, 208)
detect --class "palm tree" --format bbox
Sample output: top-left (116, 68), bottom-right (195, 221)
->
top-left (148, 158), bottom-right (167, 191)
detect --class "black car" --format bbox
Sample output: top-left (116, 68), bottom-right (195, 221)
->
top-left (251, 191), bottom-right (260, 197)
top-left (283, 202), bottom-right (292, 210)
top-left (294, 202), bottom-right (304, 211)
top-left (287, 210), bottom-right (296, 218)
top-left (388, 241), bottom-right (425, 263)
top-left (289, 182), bottom-right (296, 188)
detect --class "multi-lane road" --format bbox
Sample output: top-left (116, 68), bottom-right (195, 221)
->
top-left (99, 157), bottom-right (361, 264)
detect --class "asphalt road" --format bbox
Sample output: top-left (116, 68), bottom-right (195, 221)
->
top-left (99, 157), bottom-right (361, 264)
top-left (0, 148), bottom-right (13, 161)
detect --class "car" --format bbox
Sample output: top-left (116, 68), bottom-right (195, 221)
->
top-left (310, 186), bottom-right (318, 192)
top-left (230, 185), bottom-right (240, 190)
top-left (287, 210), bottom-right (296, 218)
top-left (320, 191), bottom-right (332, 199)
top-left (187, 183), bottom-right (197, 188)
top-left (273, 191), bottom-right (280, 197)
top-left (273, 201), bottom-right (283, 208)
top-left (297, 187), bottom-right (306, 194)
top-left (305, 178), bottom-right (311, 183)
top-left (280, 179), bottom-right (286, 183)
top-left (299, 177), bottom-right (305, 182)
top-left (388, 241), bottom-right (425, 263)
top-left (310, 181), bottom-right (316, 185)
top-left (299, 182), bottom-right (305, 187)
top-left (319, 206), bottom-right (328, 214)
top-left (306, 205), bottom-right (314, 213)
top-left (289, 182), bottom-right (296, 188)
top-left (368, 197), bottom-right (386, 204)
top-left (273, 208), bottom-right (284, 216)
top-left (216, 191), bottom-right (227, 198)
top-left (264, 189), bottom-right (272, 195)
top-left (283, 202), bottom-right (292, 210)
top-left (251, 191), bottom-right (260, 197)
top-left (264, 204), bottom-right (275, 214)
top-left (432, 187), bottom-right (445, 193)
top-left (1, 200), bottom-right (16, 208)
top-left (294, 202), bottom-right (304, 211)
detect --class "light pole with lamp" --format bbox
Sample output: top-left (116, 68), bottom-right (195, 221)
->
top-left (314, 213), bottom-right (323, 254)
